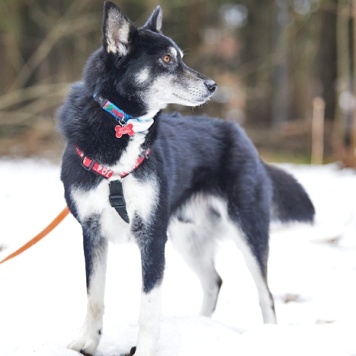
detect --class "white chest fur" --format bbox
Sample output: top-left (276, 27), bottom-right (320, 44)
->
top-left (71, 175), bottom-right (159, 244)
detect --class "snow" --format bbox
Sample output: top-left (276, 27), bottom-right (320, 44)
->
top-left (0, 159), bottom-right (355, 356)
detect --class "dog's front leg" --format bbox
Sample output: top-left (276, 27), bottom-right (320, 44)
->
top-left (134, 282), bottom-right (162, 356)
top-left (132, 220), bottom-right (167, 356)
top-left (69, 221), bottom-right (108, 356)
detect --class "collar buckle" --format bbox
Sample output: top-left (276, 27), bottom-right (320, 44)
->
top-left (93, 93), bottom-right (107, 108)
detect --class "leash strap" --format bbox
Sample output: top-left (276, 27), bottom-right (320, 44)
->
top-left (109, 180), bottom-right (130, 223)
top-left (0, 206), bottom-right (70, 265)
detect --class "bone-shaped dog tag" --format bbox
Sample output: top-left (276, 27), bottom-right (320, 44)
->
top-left (115, 123), bottom-right (135, 138)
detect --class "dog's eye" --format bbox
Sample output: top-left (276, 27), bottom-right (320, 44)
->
top-left (162, 54), bottom-right (172, 64)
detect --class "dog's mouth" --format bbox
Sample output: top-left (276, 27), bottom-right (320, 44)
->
top-left (172, 92), bottom-right (212, 107)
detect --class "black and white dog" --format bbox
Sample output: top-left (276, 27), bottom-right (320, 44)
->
top-left (58, 2), bottom-right (315, 355)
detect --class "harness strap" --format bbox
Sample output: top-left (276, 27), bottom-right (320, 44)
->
top-left (75, 147), bottom-right (150, 179)
top-left (109, 180), bottom-right (130, 223)
top-left (75, 146), bottom-right (150, 224)
top-left (76, 147), bottom-right (114, 179)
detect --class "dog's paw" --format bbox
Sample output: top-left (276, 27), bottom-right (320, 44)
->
top-left (122, 346), bottom-right (136, 356)
top-left (68, 331), bottom-right (101, 356)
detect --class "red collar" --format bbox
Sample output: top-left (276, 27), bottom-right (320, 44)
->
top-left (75, 146), bottom-right (150, 179)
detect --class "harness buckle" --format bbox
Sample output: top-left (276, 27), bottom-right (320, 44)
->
top-left (109, 194), bottom-right (125, 208)
top-left (82, 156), bottom-right (95, 171)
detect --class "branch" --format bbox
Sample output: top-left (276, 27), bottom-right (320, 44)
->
top-left (0, 83), bottom-right (70, 110)
top-left (9, 0), bottom-right (95, 91)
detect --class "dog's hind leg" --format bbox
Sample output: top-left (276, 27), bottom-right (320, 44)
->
top-left (68, 215), bottom-right (108, 356)
top-left (228, 204), bottom-right (276, 324)
top-left (234, 230), bottom-right (276, 324)
top-left (169, 219), bottom-right (222, 317)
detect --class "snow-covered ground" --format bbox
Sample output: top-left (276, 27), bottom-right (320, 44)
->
top-left (0, 159), bottom-right (355, 356)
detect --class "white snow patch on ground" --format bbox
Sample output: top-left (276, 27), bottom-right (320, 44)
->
top-left (0, 159), bottom-right (355, 355)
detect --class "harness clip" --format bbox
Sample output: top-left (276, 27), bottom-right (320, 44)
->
top-left (82, 156), bottom-right (95, 171)
top-left (109, 180), bottom-right (130, 223)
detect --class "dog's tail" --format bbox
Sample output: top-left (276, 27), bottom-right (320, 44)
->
top-left (265, 163), bottom-right (315, 223)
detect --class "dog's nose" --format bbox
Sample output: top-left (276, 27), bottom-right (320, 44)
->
top-left (205, 79), bottom-right (217, 93)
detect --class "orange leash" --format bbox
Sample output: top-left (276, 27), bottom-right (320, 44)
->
top-left (0, 206), bottom-right (70, 265)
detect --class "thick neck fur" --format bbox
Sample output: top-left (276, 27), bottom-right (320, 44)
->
top-left (58, 81), bottom-right (159, 166)
top-left (83, 48), bottom-right (151, 118)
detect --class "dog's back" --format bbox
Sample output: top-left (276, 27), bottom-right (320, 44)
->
top-left (155, 113), bottom-right (314, 224)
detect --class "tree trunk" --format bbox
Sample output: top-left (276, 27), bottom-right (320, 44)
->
top-left (352, 0), bottom-right (356, 166)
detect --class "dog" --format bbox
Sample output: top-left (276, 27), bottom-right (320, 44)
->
top-left (58, 2), bottom-right (315, 355)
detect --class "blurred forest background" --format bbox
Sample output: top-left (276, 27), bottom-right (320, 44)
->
top-left (1, 0), bottom-right (356, 165)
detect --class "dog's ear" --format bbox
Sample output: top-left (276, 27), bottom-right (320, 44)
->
top-left (143, 6), bottom-right (163, 33)
top-left (102, 1), bottom-right (136, 56)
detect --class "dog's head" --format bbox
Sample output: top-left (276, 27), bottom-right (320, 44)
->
top-left (85, 1), bottom-right (216, 118)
